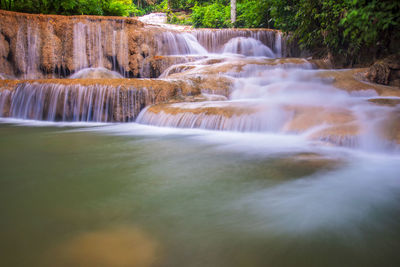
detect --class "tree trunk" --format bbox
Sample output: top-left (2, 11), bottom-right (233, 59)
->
top-left (167, 0), bottom-right (171, 11)
top-left (231, 0), bottom-right (236, 26)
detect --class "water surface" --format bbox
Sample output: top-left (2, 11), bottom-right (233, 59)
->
top-left (1, 121), bottom-right (400, 267)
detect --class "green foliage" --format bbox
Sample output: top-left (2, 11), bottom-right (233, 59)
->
top-left (167, 11), bottom-right (192, 25)
top-left (236, 0), bottom-right (270, 28)
top-left (270, 0), bottom-right (400, 59)
top-left (190, 4), bottom-right (205, 27)
top-left (268, 0), bottom-right (298, 31)
top-left (0, 0), bottom-right (144, 16)
top-left (188, 0), bottom-right (400, 60)
top-left (191, 2), bottom-right (231, 28)
top-left (340, 0), bottom-right (400, 54)
top-left (184, 0), bottom-right (272, 29)
top-left (157, 0), bottom-right (168, 11)
top-left (102, 0), bottom-right (142, 16)
top-left (79, 0), bottom-right (105, 15)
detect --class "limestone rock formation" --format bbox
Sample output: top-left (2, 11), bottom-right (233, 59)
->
top-left (366, 54), bottom-right (400, 87)
top-left (0, 10), bottom-right (155, 79)
top-left (0, 10), bottom-right (290, 79)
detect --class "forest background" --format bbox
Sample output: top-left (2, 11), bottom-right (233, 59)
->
top-left (0, 0), bottom-right (399, 65)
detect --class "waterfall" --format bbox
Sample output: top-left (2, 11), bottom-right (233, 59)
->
top-left (15, 23), bottom-right (41, 79)
top-left (136, 103), bottom-right (276, 132)
top-left (71, 19), bottom-right (132, 76)
top-left (135, 60), bottom-right (400, 149)
top-left (155, 32), bottom-right (208, 55)
top-left (0, 11), bottom-right (135, 79)
top-left (222, 37), bottom-right (275, 57)
top-left (191, 29), bottom-right (282, 55)
top-left (0, 10), bottom-right (295, 79)
top-left (0, 77), bottom-right (198, 123)
top-left (26, 24), bottom-right (40, 79)
top-left (275, 32), bottom-right (282, 58)
top-left (72, 21), bottom-right (129, 74)
top-left (2, 83), bottom-right (152, 122)
top-left (1, 10), bottom-right (399, 151)
top-left (73, 22), bottom-right (89, 71)
top-left (118, 21), bottom-right (129, 76)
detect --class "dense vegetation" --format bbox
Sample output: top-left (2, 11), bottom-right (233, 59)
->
top-left (269, 0), bottom-right (400, 63)
top-left (168, 0), bottom-right (400, 63)
top-left (0, 0), bottom-right (146, 16)
top-left (1, 0), bottom-right (399, 63)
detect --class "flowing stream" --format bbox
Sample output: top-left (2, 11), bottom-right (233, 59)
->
top-left (0, 12), bottom-right (400, 267)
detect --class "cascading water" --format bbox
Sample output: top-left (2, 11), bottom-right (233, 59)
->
top-left (192, 29), bottom-right (284, 55)
top-left (138, 62), bottom-right (399, 150)
top-left (72, 21), bottom-right (129, 75)
top-left (73, 22), bottom-right (89, 71)
top-left (2, 83), bottom-right (151, 122)
top-left (155, 32), bottom-right (208, 55)
top-left (136, 39), bottom-right (400, 151)
top-left (275, 31), bottom-right (282, 58)
top-left (0, 11), bottom-right (134, 79)
top-left (1, 10), bottom-right (288, 79)
top-left (15, 23), bottom-right (41, 79)
top-left (1, 9), bottom-right (399, 150)
top-left (222, 37), bottom-right (275, 57)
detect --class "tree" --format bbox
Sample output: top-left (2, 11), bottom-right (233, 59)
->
top-left (230, 0), bottom-right (236, 25)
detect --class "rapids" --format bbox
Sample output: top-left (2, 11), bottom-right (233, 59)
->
top-left (0, 11), bottom-right (400, 267)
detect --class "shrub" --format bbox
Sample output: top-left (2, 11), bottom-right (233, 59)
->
top-left (191, 2), bottom-right (230, 28)
top-left (167, 11), bottom-right (192, 25)
top-left (102, 0), bottom-right (141, 17)
top-left (236, 0), bottom-right (270, 28)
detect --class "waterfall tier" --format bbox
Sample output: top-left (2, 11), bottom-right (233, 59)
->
top-left (136, 67), bottom-right (400, 148)
top-left (0, 79), bottom-right (197, 122)
top-left (0, 10), bottom-right (291, 79)
top-left (222, 37), bottom-right (276, 57)
top-left (191, 29), bottom-right (295, 57)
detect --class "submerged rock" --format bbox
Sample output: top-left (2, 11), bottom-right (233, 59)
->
top-left (44, 226), bottom-right (159, 267)
top-left (69, 68), bottom-right (123, 79)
